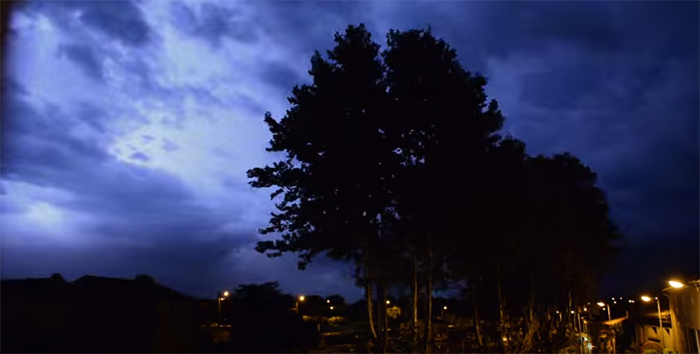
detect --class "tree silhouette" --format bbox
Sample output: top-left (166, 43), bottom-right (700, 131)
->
top-left (249, 24), bottom-right (397, 347)
top-left (381, 27), bottom-right (506, 352)
top-left (247, 23), bottom-right (621, 354)
top-left (216, 282), bottom-right (318, 353)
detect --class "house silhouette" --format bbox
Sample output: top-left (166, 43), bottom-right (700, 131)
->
top-left (1, 273), bottom-right (201, 353)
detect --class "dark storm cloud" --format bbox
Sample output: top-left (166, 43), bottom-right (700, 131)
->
top-left (20, 0), bottom-right (154, 47)
top-left (1, 86), bottom-right (110, 184)
top-left (252, 1), bottom-right (697, 295)
top-left (58, 44), bottom-right (103, 80)
top-left (162, 139), bottom-right (179, 153)
top-left (170, 1), bottom-right (258, 47)
top-left (258, 60), bottom-right (307, 95)
top-left (1, 77), bottom-right (261, 296)
top-left (129, 151), bottom-right (150, 162)
top-left (4, 1), bottom-right (696, 299)
top-left (252, 0), bottom-right (374, 55)
top-left (77, 0), bottom-right (153, 46)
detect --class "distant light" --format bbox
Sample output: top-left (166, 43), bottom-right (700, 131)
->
top-left (223, 291), bottom-right (229, 297)
top-left (330, 306), bottom-right (334, 310)
top-left (556, 311), bottom-right (560, 314)
top-left (443, 306), bottom-right (447, 310)
top-left (611, 297), bottom-right (615, 301)
top-left (386, 300), bottom-right (390, 304)
top-left (641, 296), bottom-right (652, 302)
top-left (613, 301), bottom-right (617, 304)
top-left (327, 299), bottom-right (330, 303)
top-left (669, 280), bottom-right (684, 288)
top-left (597, 302), bottom-right (605, 307)
top-left (583, 307), bottom-right (587, 311)
top-left (628, 300), bottom-right (634, 303)
top-left (299, 295), bottom-right (305, 302)
top-left (619, 297), bottom-right (622, 300)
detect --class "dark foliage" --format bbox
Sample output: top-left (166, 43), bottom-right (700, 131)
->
top-left (247, 23), bottom-right (621, 354)
top-left (215, 282), bottom-right (320, 353)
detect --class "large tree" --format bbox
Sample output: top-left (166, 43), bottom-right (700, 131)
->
top-left (382, 27), bottom-right (506, 352)
top-left (247, 23), bottom-right (621, 354)
top-left (248, 24), bottom-right (397, 349)
top-left (446, 148), bottom-right (622, 353)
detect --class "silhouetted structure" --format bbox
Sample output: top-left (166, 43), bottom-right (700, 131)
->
top-left (1, 274), bottom-right (200, 353)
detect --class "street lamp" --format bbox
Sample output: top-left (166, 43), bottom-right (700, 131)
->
top-left (641, 295), bottom-right (665, 350)
top-left (218, 290), bottom-right (229, 325)
top-left (597, 302), bottom-right (614, 354)
top-left (597, 302), bottom-right (612, 322)
top-left (295, 295), bottom-right (305, 313)
top-left (442, 306), bottom-right (447, 318)
top-left (668, 280), bottom-right (684, 289)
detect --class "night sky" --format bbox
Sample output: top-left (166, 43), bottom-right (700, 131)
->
top-left (1, 1), bottom-right (698, 302)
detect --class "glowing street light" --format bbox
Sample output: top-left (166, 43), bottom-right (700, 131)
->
top-left (669, 280), bottom-right (684, 288)
top-left (641, 295), bottom-right (665, 350)
top-left (330, 306), bottom-right (334, 310)
top-left (442, 306), bottom-right (447, 318)
top-left (597, 302), bottom-right (611, 322)
top-left (295, 295), bottom-right (305, 313)
top-left (386, 300), bottom-right (390, 304)
top-left (218, 290), bottom-right (229, 325)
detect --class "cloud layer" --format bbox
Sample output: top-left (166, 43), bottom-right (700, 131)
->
top-left (2, 0), bottom-right (697, 299)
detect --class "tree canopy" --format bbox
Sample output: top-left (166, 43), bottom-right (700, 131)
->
top-left (246, 23), bottom-right (621, 353)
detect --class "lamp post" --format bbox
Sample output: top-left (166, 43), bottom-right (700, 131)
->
top-left (597, 302), bottom-right (613, 354)
top-left (665, 279), bottom-right (700, 354)
top-left (295, 295), bottom-right (305, 313)
top-left (218, 290), bottom-right (229, 325)
top-left (641, 295), bottom-right (665, 351)
top-left (597, 302), bottom-right (612, 322)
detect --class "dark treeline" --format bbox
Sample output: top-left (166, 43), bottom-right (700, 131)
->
top-left (248, 24), bottom-right (621, 353)
top-left (1, 275), bottom-right (320, 353)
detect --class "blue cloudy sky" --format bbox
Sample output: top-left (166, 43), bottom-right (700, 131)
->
top-left (1, 0), bottom-right (698, 301)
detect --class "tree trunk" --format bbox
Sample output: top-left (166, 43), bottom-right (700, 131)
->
top-left (567, 289), bottom-right (573, 338)
top-left (413, 254), bottom-right (419, 352)
top-left (424, 242), bottom-right (434, 353)
top-left (381, 282), bottom-right (389, 353)
top-left (522, 274), bottom-right (537, 353)
top-left (365, 260), bottom-right (378, 341)
top-left (376, 283), bottom-right (383, 342)
top-left (496, 259), bottom-right (508, 353)
top-left (472, 286), bottom-right (484, 349)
